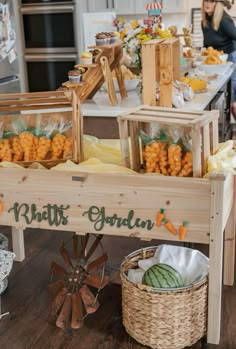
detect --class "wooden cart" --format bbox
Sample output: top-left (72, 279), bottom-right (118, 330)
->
top-left (0, 166), bottom-right (235, 346)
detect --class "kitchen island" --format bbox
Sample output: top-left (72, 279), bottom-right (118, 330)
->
top-left (83, 65), bottom-right (234, 140)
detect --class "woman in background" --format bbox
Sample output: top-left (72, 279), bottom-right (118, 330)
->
top-left (201, 0), bottom-right (236, 118)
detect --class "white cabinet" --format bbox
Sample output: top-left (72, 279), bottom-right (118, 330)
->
top-left (113, 0), bottom-right (135, 14)
top-left (162, 0), bottom-right (186, 13)
top-left (88, 0), bottom-right (135, 14)
top-left (135, 0), bottom-right (150, 14)
top-left (87, 0), bottom-right (186, 15)
top-left (87, 0), bottom-right (110, 11)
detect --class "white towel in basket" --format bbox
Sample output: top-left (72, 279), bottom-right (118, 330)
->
top-left (137, 244), bottom-right (209, 287)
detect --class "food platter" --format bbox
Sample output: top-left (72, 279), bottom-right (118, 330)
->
top-left (198, 61), bottom-right (233, 74)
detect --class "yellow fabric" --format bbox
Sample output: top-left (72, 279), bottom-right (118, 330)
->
top-left (83, 135), bottom-right (123, 165)
top-left (207, 140), bottom-right (236, 174)
top-left (28, 162), bottom-right (47, 170)
top-left (0, 161), bottom-right (47, 170)
top-left (0, 161), bottom-right (23, 169)
top-left (51, 158), bottom-right (136, 174)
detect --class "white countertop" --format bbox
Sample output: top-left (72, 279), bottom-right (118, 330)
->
top-left (82, 66), bottom-right (234, 117)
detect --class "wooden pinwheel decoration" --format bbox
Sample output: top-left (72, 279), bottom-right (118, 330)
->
top-left (48, 233), bottom-right (109, 330)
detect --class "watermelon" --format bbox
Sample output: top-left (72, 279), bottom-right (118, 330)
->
top-left (142, 263), bottom-right (184, 288)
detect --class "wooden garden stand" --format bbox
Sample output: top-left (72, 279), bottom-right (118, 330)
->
top-left (0, 93), bottom-right (234, 346)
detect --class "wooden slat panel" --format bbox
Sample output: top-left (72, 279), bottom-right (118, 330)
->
top-left (129, 121), bottom-right (141, 172)
top-left (141, 43), bottom-right (157, 106)
top-left (0, 91), bottom-right (66, 100)
top-left (192, 125), bottom-right (202, 177)
top-left (0, 97), bottom-right (69, 107)
top-left (159, 42), bottom-right (173, 107)
top-left (202, 123), bottom-right (210, 176)
top-left (119, 119), bottom-right (130, 168)
top-left (223, 175), bottom-right (236, 286)
top-left (0, 167), bottom-right (215, 244)
top-left (172, 41), bottom-right (180, 80)
top-left (0, 103), bottom-right (71, 113)
top-left (208, 172), bottom-right (225, 344)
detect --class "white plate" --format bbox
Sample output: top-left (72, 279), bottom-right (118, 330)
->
top-left (198, 53), bottom-right (228, 63)
top-left (198, 61), bottom-right (233, 74)
top-left (219, 53), bottom-right (228, 62)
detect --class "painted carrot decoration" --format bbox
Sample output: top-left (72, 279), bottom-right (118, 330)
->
top-left (179, 221), bottom-right (189, 241)
top-left (156, 208), bottom-right (165, 227)
top-left (162, 218), bottom-right (177, 235)
top-left (0, 201), bottom-right (3, 214)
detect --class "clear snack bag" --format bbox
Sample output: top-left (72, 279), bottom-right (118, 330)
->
top-left (51, 115), bottom-right (73, 160)
top-left (11, 116), bottom-right (35, 162)
top-left (140, 127), bottom-right (169, 174)
top-left (35, 114), bottom-right (57, 161)
top-left (166, 126), bottom-right (183, 176)
top-left (179, 131), bottom-right (193, 177)
top-left (0, 121), bottom-right (12, 162)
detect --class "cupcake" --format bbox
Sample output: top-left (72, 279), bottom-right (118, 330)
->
top-left (110, 31), bottom-right (120, 44)
top-left (68, 69), bottom-right (82, 83)
top-left (106, 32), bottom-right (112, 45)
top-left (80, 51), bottom-right (93, 65)
top-left (95, 33), bottom-right (108, 46)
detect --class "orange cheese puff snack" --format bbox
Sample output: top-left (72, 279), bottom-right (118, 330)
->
top-left (36, 136), bottom-right (51, 160)
top-left (143, 141), bottom-right (161, 173)
top-left (168, 143), bottom-right (182, 176)
top-left (0, 139), bottom-right (12, 162)
top-left (51, 133), bottom-right (66, 160)
top-left (159, 143), bottom-right (168, 175)
top-left (12, 136), bottom-right (24, 161)
top-left (63, 136), bottom-right (73, 159)
top-left (19, 132), bottom-right (35, 161)
top-left (179, 151), bottom-right (193, 177)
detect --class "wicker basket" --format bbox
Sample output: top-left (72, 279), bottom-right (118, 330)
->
top-left (0, 234), bottom-right (9, 295)
top-left (120, 247), bottom-right (208, 349)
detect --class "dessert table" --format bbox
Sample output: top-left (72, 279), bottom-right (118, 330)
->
top-left (83, 65), bottom-right (234, 140)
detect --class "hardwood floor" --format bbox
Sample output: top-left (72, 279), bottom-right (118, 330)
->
top-left (0, 226), bottom-right (235, 349)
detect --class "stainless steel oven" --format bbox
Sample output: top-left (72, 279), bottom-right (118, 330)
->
top-left (24, 53), bottom-right (77, 91)
top-left (18, 0), bottom-right (83, 92)
top-left (21, 1), bottom-right (73, 4)
top-left (20, 3), bottom-right (77, 54)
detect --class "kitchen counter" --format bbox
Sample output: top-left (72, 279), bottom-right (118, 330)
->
top-left (82, 65), bottom-right (235, 116)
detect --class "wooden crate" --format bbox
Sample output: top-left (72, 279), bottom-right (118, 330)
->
top-left (142, 38), bottom-right (180, 107)
top-left (118, 105), bottom-right (219, 177)
top-left (62, 43), bottom-right (127, 105)
top-left (0, 90), bottom-right (83, 168)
